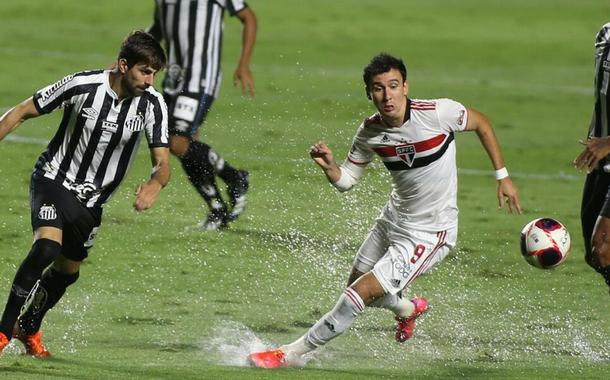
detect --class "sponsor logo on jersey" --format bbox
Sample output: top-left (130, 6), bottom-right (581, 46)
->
top-left (125, 114), bottom-right (144, 132)
top-left (396, 145), bottom-right (416, 167)
top-left (390, 279), bottom-right (402, 288)
top-left (81, 107), bottom-right (99, 121)
top-left (63, 179), bottom-right (99, 202)
top-left (380, 133), bottom-right (391, 143)
top-left (38, 204), bottom-right (57, 221)
top-left (102, 120), bottom-right (118, 133)
top-left (40, 75), bottom-right (74, 102)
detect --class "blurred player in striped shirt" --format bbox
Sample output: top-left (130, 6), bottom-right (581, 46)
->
top-left (148, 0), bottom-right (256, 230)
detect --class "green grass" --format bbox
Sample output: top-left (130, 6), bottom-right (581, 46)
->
top-left (1, 0), bottom-right (610, 379)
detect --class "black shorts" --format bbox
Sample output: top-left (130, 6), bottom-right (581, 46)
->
top-left (164, 92), bottom-right (215, 137)
top-left (30, 174), bottom-right (103, 261)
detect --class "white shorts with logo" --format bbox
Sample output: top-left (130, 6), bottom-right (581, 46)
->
top-left (353, 219), bottom-right (457, 295)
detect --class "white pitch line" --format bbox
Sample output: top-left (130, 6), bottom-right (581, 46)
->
top-left (2, 134), bottom-right (581, 182)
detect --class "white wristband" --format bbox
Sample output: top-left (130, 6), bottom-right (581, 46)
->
top-left (495, 167), bottom-right (509, 180)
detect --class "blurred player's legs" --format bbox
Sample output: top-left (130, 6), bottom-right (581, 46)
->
top-left (166, 94), bottom-right (250, 230)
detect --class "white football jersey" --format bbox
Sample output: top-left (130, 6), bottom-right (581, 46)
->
top-left (347, 98), bottom-right (468, 231)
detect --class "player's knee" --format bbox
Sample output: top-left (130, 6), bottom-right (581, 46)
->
top-left (591, 233), bottom-right (610, 268)
top-left (21, 239), bottom-right (62, 273)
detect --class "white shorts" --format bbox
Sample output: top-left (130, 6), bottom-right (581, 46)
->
top-left (353, 220), bottom-right (457, 295)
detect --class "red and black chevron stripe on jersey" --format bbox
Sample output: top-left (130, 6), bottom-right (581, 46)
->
top-left (376, 133), bottom-right (454, 170)
top-left (410, 100), bottom-right (436, 110)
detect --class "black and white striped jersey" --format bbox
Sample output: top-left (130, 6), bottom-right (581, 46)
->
top-left (589, 22), bottom-right (610, 140)
top-left (152, 0), bottom-right (248, 97)
top-left (32, 70), bottom-right (169, 208)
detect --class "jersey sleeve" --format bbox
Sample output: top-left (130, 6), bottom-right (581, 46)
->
top-left (595, 22), bottom-right (610, 49)
top-left (225, 0), bottom-right (248, 16)
top-left (144, 93), bottom-right (170, 148)
top-left (32, 73), bottom-right (76, 114)
top-left (346, 123), bottom-right (375, 166)
top-left (436, 98), bottom-right (468, 133)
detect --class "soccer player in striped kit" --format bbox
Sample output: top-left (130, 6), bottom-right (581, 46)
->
top-left (574, 22), bottom-right (610, 293)
top-left (148, 0), bottom-right (257, 230)
top-left (249, 53), bottom-right (522, 368)
top-left (0, 31), bottom-right (170, 356)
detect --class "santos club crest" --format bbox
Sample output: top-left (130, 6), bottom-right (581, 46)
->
top-left (396, 145), bottom-right (416, 166)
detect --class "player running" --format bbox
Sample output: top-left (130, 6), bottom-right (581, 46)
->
top-left (0, 31), bottom-right (170, 357)
top-left (249, 53), bottom-right (522, 368)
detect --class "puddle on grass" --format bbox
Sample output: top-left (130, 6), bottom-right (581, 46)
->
top-left (199, 320), bottom-right (326, 368)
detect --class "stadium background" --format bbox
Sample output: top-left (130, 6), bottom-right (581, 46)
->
top-left (0, 0), bottom-right (609, 379)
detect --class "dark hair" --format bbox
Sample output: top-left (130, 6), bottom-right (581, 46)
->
top-left (118, 30), bottom-right (166, 71)
top-left (362, 53), bottom-right (407, 91)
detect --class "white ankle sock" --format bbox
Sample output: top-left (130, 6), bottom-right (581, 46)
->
top-left (304, 288), bottom-right (365, 348)
top-left (370, 293), bottom-right (414, 318)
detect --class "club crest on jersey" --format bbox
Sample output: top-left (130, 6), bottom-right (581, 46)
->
top-left (125, 114), bottom-right (144, 132)
top-left (38, 204), bottom-right (57, 221)
top-left (396, 144), bottom-right (416, 167)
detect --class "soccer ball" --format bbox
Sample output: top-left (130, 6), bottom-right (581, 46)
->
top-left (520, 217), bottom-right (571, 269)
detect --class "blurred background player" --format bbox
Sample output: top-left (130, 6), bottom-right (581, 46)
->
top-left (249, 53), bottom-right (522, 368)
top-left (0, 31), bottom-right (170, 356)
top-left (574, 22), bottom-right (610, 293)
top-left (148, 0), bottom-right (256, 230)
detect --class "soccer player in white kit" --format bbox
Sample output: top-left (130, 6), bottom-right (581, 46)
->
top-left (249, 53), bottom-right (522, 368)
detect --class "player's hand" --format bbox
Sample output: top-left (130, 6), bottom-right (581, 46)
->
top-left (233, 66), bottom-right (255, 97)
top-left (133, 180), bottom-right (163, 211)
top-left (497, 177), bottom-right (522, 214)
top-left (309, 141), bottom-right (336, 169)
top-left (574, 137), bottom-right (610, 173)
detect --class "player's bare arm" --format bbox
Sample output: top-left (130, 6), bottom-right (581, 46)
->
top-left (233, 7), bottom-right (257, 97)
top-left (134, 146), bottom-right (171, 211)
top-left (0, 97), bottom-right (40, 141)
top-left (574, 137), bottom-right (610, 173)
top-left (465, 108), bottom-right (522, 214)
top-left (310, 141), bottom-right (341, 183)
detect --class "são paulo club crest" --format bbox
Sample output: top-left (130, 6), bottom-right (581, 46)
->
top-left (396, 144), bottom-right (416, 166)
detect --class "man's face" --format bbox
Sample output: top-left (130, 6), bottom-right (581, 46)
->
top-left (368, 68), bottom-right (408, 123)
top-left (122, 61), bottom-right (158, 97)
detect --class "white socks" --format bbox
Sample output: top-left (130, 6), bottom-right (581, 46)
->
top-left (283, 288), bottom-right (365, 355)
top-left (369, 293), bottom-right (414, 318)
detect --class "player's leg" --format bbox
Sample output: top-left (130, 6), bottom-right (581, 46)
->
top-left (590, 214), bottom-right (610, 290)
top-left (249, 272), bottom-right (385, 368)
top-left (349, 219), bottom-right (413, 316)
top-left (0, 228), bottom-right (62, 342)
top-left (14, 179), bottom-right (101, 357)
top-left (0, 175), bottom-right (65, 345)
top-left (17, 255), bottom-right (81, 336)
top-left (189, 94), bottom-right (249, 221)
top-left (580, 170), bottom-right (610, 290)
top-left (167, 94), bottom-right (248, 229)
